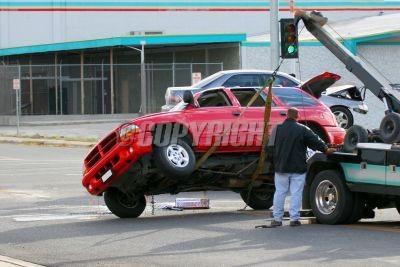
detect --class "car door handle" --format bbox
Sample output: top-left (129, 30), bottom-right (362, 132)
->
top-left (232, 110), bottom-right (241, 116)
top-left (360, 162), bottom-right (367, 170)
top-left (280, 111), bottom-right (287, 116)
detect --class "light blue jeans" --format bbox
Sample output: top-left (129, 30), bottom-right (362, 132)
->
top-left (273, 172), bottom-right (306, 222)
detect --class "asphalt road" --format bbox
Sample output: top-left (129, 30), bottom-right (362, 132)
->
top-left (0, 144), bottom-right (400, 267)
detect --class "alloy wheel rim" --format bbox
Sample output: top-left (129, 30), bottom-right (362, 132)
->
top-left (315, 180), bottom-right (338, 215)
top-left (166, 144), bottom-right (190, 168)
top-left (333, 111), bottom-right (349, 128)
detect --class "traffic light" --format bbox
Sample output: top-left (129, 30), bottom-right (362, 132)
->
top-left (280, 18), bottom-right (298, 59)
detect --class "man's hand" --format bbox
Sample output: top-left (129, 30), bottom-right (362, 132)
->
top-left (325, 148), bottom-right (336, 155)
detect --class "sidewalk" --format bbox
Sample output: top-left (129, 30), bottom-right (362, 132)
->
top-left (0, 122), bottom-right (122, 147)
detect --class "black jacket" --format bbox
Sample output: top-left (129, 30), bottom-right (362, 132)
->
top-left (271, 118), bottom-right (327, 173)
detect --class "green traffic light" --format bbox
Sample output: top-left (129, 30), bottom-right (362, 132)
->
top-left (287, 45), bottom-right (297, 55)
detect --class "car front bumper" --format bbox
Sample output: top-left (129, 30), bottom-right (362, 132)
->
top-left (82, 133), bottom-right (152, 196)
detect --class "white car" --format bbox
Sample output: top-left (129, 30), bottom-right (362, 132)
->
top-left (162, 70), bottom-right (368, 129)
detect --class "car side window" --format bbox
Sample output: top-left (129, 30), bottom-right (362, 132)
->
top-left (231, 89), bottom-right (270, 107)
top-left (223, 74), bottom-right (262, 87)
top-left (197, 90), bottom-right (232, 107)
top-left (274, 75), bottom-right (298, 87)
top-left (360, 149), bottom-right (386, 165)
top-left (272, 88), bottom-right (318, 107)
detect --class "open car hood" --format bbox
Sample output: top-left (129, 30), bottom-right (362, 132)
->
top-left (300, 72), bottom-right (341, 98)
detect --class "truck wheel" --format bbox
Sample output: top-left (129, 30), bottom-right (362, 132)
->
top-left (104, 188), bottom-right (146, 218)
top-left (343, 125), bottom-right (368, 152)
top-left (310, 170), bottom-right (354, 224)
top-left (154, 138), bottom-right (196, 178)
top-left (240, 189), bottom-right (273, 210)
top-left (344, 193), bottom-right (365, 224)
top-left (331, 106), bottom-right (354, 129)
top-left (380, 113), bottom-right (400, 143)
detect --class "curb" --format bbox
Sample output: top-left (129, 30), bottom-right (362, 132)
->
top-left (0, 136), bottom-right (95, 148)
top-left (0, 255), bottom-right (44, 267)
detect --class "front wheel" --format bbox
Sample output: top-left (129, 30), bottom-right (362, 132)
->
top-left (331, 106), bottom-right (354, 129)
top-left (240, 187), bottom-right (274, 210)
top-left (104, 188), bottom-right (146, 218)
top-left (310, 170), bottom-right (354, 224)
top-left (154, 139), bottom-right (196, 179)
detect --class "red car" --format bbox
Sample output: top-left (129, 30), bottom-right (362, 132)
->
top-left (82, 85), bottom-right (345, 218)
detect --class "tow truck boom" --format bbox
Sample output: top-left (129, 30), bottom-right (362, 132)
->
top-left (294, 10), bottom-right (400, 114)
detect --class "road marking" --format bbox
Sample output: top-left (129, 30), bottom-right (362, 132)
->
top-left (0, 156), bottom-right (21, 161)
top-left (0, 255), bottom-right (44, 267)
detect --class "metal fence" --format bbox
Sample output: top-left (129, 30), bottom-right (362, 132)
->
top-left (0, 62), bottom-right (223, 116)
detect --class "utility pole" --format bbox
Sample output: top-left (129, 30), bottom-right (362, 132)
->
top-left (270, 0), bottom-right (280, 69)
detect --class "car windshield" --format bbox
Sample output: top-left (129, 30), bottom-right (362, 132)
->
top-left (192, 72), bottom-right (224, 88)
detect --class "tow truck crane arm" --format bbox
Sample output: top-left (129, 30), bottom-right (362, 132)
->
top-left (294, 10), bottom-right (400, 114)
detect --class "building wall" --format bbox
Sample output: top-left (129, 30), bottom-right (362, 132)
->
top-left (242, 44), bottom-right (400, 129)
top-left (1, 0), bottom-right (399, 49)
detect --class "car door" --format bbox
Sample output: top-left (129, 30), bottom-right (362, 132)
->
top-left (184, 89), bottom-right (245, 152)
top-left (229, 88), bottom-right (287, 149)
top-left (386, 150), bottom-right (400, 187)
top-left (343, 148), bottom-right (386, 185)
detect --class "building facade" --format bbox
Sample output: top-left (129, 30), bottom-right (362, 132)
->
top-left (1, 0), bottom-right (400, 127)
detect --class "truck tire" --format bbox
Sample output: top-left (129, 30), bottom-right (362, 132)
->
top-left (310, 170), bottom-right (354, 224)
top-left (240, 188), bottom-right (274, 210)
top-left (344, 193), bottom-right (365, 224)
top-left (343, 125), bottom-right (368, 152)
top-left (331, 106), bottom-right (354, 129)
top-left (154, 138), bottom-right (196, 179)
top-left (104, 188), bottom-right (146, 218)
top-left (380, 113), bottom-right (400, 143)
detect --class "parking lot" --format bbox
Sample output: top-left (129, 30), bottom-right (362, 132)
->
top-left (0, 144), bottom-right (399, 266)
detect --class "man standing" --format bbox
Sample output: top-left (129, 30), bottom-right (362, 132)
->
top-left (271, 107), bottom-right (335, 227)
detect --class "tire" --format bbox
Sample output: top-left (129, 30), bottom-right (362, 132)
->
top-left (310, 170), bottom-right (354, 224)
top-left (343, 125), bottom-right (368, 153)
top-left (344, 193), bottom-right (365, 224)
top-left (380, 113), bottom-right (400, 143)
top-left (331, 106), bottom-right (354, 129)
top-left (154, 138), bottom-right (196, 178)
top-left (240, 188), bottom-right (274, 210)
top-left (104, 188), bottom-right (146, 218)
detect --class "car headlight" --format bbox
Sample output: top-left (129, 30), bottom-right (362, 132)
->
top-left (119, 124), bottom-right (140, 142)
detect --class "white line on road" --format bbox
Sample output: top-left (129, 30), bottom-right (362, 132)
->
top-left (0, 255), bottom-right (44, 267)
top-left (0, 156), bottom-right (22, 161)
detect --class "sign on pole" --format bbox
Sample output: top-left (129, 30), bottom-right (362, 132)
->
top-left (13, 79), bottom-right (21, 90)
top-left (192, 72), bottom-right (202, 85)
top-left (13, 78), bottom-right (21, 136)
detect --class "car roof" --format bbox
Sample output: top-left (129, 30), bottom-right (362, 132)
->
top-left (217, 69), bottom-right (297, 78)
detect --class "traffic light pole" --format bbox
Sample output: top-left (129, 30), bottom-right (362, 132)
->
top-left (270, 0), bottom-right (280, 69)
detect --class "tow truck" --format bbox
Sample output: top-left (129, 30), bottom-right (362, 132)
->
top-left (295, 10), bottom-right (400, 224)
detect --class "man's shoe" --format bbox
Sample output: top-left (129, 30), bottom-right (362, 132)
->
top-left (270, 220), bottom-right (282, 227)
top-left (290, 220), bottom-right (301, 227)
